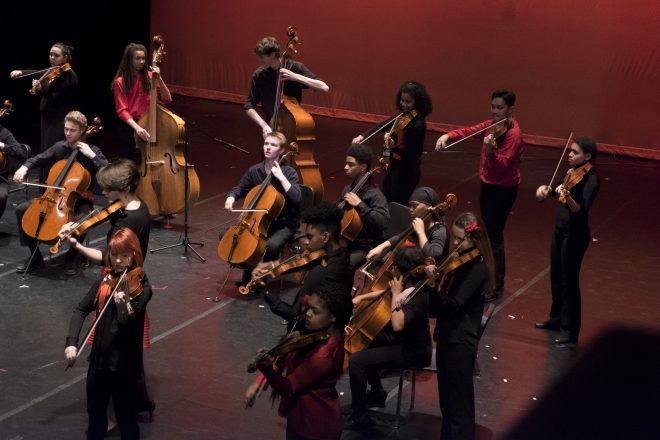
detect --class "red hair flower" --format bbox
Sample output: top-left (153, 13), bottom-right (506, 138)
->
top-left (464, 219), bottom-right (480, 234)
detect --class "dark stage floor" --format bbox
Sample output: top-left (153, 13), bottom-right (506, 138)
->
top-left (1, 97), bottom-right (659, 439)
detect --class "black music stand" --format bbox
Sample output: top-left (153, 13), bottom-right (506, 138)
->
top-left (149, 120), bottom-right (205, 262)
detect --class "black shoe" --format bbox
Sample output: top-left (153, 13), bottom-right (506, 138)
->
top-left (345, 412), bottom-right (373, 430)
top-left (16, 254), bottom-right (45, 273)
top-left (137, 400), bottom-right (156, 421)
top-left (535, 320), bottom-right (560, 331)
top-left (64, 262), bottom-right (80, 276)
top-left (366, 388), bottom-right (387, 408)
top-left (554, 334), bottom-right (577, 345)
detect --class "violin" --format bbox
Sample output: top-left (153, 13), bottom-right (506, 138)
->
top-left (558, 162), bottom-right (593, 204)
top-left (218, 149), bottom-right (297, 268)
top-left (0, 100), bottom-right (14, 173)
top-left (440, 117), bottom-right (510, 151)
top-left (385, 109), bottom-right (419, 152)
top-left (239, 249), bottom-right (327, 295)
top-left (338, 158), bottom-right (387, 247)
top-left (247, 329), bottom-right (330, 373)
top-left (30, 63), bottom-right (72, 95)
top-left (49, 200), bottom-right (123, 254)
top-left (425, 246), bottom-right (481, 288)
top-left (269, 26), bottom-right (324, 204)
top-left (21, 118), bottom-right (102, 243)
top-left (107, 266), bottom-right (146, 301)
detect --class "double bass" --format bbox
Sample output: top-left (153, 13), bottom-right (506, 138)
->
top-left (218, 149), bottom-right (297, 269)
top-left (135, 35), bottom-right (200, 216)
top-left (21, 119), bottom-right (103, 243)
top-left (270, 26), bottom-right (323, 204)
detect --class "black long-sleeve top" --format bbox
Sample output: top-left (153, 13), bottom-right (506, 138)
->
top-left (264, 247), bottom-right (352, 321)
top-left (101, 200), bottom-right (152, 262)
top-left (228, 162), bottom-right (302, 228)
top-left (66, 271), bottom-right (152, 374)
top-left (0, 125), bottom-right (27, 176)
top-left (390, 116), bottom-right (426, 169)
top-left (24, 140), bottom-right (108, 175)
top-left (244, 60), bottom-right (319, 122)
top-left (552, 168), bottom-right (599, 233)
top-left (389, 222), bottom-right (449, 262)
top-left (19, 68), bottom-right (78, 119)
top-left (433, 254), bottom-right (487, 351)
top-left (341, 182), bottom-right (389, 250)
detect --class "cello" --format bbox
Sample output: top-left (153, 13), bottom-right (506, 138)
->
top-left (359, 193), bottom-right (457, 293)
top-left (217, 149), bottom-right (297, 269)
top-left (21, 118), bottom-right (103, 243)
top-left (270, 26), bottom-right (323, 204)
top-left (135, 35), bottom-right (200, 216)
top-left (338, 158), bottom-right (387, 247)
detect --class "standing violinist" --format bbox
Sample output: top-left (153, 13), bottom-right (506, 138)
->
top-left (225, 132), bottom-right (302, 287)
top-left (244, 36), bottom-right (329, 138)
top-left (112, 43), bottom-right (172, 160)
top-left (255, 202), bottom-right (352, 323)
top-left (366, 187), bottom-right (449, 265)
top-left (249, 281), bottom-right (353, 440)
top-left (435, 89), bottom-right (523, 301)
top-left (534, 138), bottom-right (599, 346)
top-left (426, 212), bottom-right (495, 440)
top-left (353, 80), bottom-right (432, 205)
top-left (341, 143), bottom-right (389, 271)
top-left (10, 43), bottom-right (78, 156)
top-left (346, 246), bottom-right (432, 430)
top-left (65, 227), bottom-right (152, 440)
top-left (13, 111), bottom-right (108, 274)
top-left (0, 123), bottom-right (28, 220)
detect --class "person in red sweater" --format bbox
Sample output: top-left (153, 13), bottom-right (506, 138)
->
top-left (249, 281), bottom-right (353, 440)
top-left (435, 90), bottom-right (523, 300)
top-left (111, 43), bottom-right (172, 160)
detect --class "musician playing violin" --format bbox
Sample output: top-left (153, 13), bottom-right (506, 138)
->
top-left (342, 144), bottom-right (389, 270)
top-left (257, 202), bottom-right (352, 323)
top-left (425, 212), bottom-right (495, 440)
top-left (10, 43), bottom-right (78, 155)
top-left (435, 90), bottom-right (523, 301)
top-left (354, 80), bottom-right (432, 205)
top-left (244, 36), bottom-right (329, 138)
top-left (65, 228), bottom-right (152, 440)
top-left (225, 132), bottom-right (302, 287)
top-left (366, 187), bottom-right (449, 264)
top-left (112, 43), bottom-right (172, 160)
top-left (346, 246), bottom-right (432, 430)
top-left (534, 138), bottom-right (599, 346)
top-left (13, 111), bottom-right (108, 274)
top-left (250, 281), bottom-right (353, 440)
top-left (0, 123), bottom-right (28, 220)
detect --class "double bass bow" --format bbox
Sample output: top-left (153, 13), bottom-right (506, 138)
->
top-left (338, 158), bottom-right (387, 247)
top-left (135, 35), bottom-right (200, 216)
top-left (218, 148), bottom-right (297, 269)
top-left (270, 26), bottom-right (324, 204)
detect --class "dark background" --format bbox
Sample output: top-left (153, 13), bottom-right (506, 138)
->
top-left (0, 0), bottom-right (151, 157)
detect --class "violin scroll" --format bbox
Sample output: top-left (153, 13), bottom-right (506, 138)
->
top-left (0, 100), bottom-right (12, 118)
top-left (152, 35), bottom-right (166, 66)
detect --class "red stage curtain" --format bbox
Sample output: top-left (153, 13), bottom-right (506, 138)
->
top-left (151, 0), bottom-right (660, 160)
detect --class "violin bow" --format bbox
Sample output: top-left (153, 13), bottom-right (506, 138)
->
top-left (547, 131), bottom-right (574, 189)
top-left (66, 268), bottom-right (129, 370)
top-left (441, 118), bottom-right (508, 151)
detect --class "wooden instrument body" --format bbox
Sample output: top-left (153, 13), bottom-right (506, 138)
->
top-left (344, 291), bottom-right (392, 360)
top-left (22, 159), bottom-right (91, 243)
top-left (276, 95), bottom-right (323, 204)
top-left (135, 104), bottom-right (200, 216)
top-left (217, 184), bottom-right (285, 269)
top-left (339, 207), bottom-right (364, 247)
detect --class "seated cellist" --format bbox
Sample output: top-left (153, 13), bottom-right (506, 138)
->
top-left (224, 132), bottom-right (301, 288)
top-left (13, 110), bottom-right (108, 274)
top-left (346, 245), bottom-right (432, 430)
top-left (341, 144), bottom-right (389, 271)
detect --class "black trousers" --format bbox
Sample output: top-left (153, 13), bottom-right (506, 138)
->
top-left (15, 198), bottom-right (91, 261)
top-left (479, 182), bottom-right (518, 291)
top-left (548, 227), bottom-right (590, 340)
top-left (86, 368), bottom-right (139, 440)
top-left (383, 160), bottom-right (420, 206)
top-left (0, 180), bottom-right (8, 220)
top-left (117, 121), bottom-right (139, 162)
top-left (436, 343), bottom-right (477, 440)
top-left (348, 343), bottom-right (408, 415)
